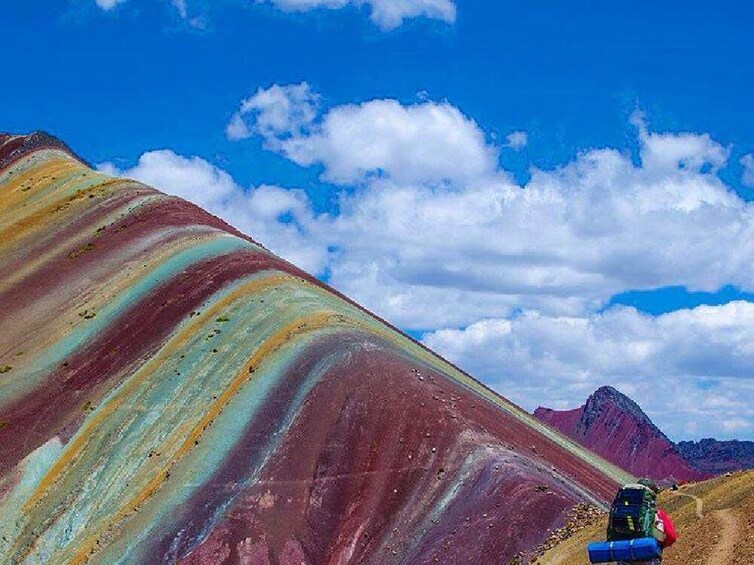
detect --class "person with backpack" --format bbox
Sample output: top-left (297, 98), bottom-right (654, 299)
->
top-left (611, 478), bottom-right (677, 564)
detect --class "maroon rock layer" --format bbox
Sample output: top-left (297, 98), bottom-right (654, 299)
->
top-left (534, 387), bottom-right (705, 482)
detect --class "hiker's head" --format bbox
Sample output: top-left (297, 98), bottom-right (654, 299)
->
top-left (637, 478), bottom-right (660, 494)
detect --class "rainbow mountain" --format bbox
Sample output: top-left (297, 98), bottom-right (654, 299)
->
top-left (0, 132), bottom-right (630, 564)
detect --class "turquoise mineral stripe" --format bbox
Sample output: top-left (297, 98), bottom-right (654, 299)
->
top-left (33, 326), bottom-right (354, 564)
top-left (0, 149), bottom-right (71, 182)
top-left (44, 234), bottom-right (252, 361)
top-left (0, 437), bottom-right (65, 560)
top-left (0, 234), bottom-right (254, 407)
top-left (7, 274), bottom-right (344, 554)
top-left (106, 330), bottom-right (360, 565)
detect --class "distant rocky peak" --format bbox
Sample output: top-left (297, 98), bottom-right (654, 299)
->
top-left (578, 386), bottom-right (662, 438)
top-left (534, 385), bottom-right (706, 481)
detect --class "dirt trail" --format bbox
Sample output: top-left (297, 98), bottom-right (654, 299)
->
top-left (668, 490), bottom-right (739, 564)
top-left (705, 508), bottom-right (738, 565)
top-left (669, 491), bottom-right (704, 518)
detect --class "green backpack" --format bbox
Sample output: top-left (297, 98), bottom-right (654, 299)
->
top-left (606, 484), bottom-right (657, 541)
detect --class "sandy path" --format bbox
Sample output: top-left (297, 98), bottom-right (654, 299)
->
top-left (669, 492), bottom-right (704, 518)
top-left (705, 508), bottom-right (738, 565)
top-left (667, 491), bottom-right (740, 565)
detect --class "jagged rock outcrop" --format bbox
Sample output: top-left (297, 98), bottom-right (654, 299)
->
top-left (534, 386), bottom-right (704, 483)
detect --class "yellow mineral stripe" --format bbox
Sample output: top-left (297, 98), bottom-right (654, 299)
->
top-left (0, 157), bottom-right (84, 214)
top-left (22, 271), bottom-right (297, 511)
top-left (0, 178), bottom-right (123, 256)
top-left (0, 192), bottom-right (167, 295)
top-left (67, 310), bottom-right (348, 565)
top-left (0, 230), bottom-right (230, 402)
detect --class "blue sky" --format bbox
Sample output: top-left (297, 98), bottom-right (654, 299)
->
top-left (3, 0), bottom-right (754, 440)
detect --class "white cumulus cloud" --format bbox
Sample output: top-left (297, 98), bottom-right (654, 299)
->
top-left (95, 0), bottom-right (127, 10)
top-left (229, 83), bottom-right (496, 185)
top-left (226, 84), bottom-right (754, 332)
top-left (505, 131), bottom-right (527, 150)
top-left (259, 0), bottom-right (456, 29)
top-left (632, 110), bottom-right (729, 175)
top-left (423, 302), bottom-right (754, 440)
top-left (227, 82), bottom-right (319, 141)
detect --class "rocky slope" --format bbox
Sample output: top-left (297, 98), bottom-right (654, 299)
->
top-left (0, 132), bottom-right (631, 564)
top-left (534, 386), bottom-right (704, 482)
top-left (677, 438), bottom-right (754, 475)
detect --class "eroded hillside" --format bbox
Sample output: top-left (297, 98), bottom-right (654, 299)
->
top-left (0, 133), bottom-right (631, 564)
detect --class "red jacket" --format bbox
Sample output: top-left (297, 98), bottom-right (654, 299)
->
top-left (657, 508), bottom-right (678, 547)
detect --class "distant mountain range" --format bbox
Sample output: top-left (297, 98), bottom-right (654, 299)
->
top-left (535, 386), bottom-right (754, 482)
top-left (677, 438), bottom-right (754, 475)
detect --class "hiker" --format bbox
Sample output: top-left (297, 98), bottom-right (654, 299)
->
top-left (614, 478), bottom-right (677, 564)
top-left (589, 478), bottom-right (678, 563)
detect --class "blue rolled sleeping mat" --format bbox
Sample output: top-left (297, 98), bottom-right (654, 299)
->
top-left (587, 537), bottom-right (662, 563)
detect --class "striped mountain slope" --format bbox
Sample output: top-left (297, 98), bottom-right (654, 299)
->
top-left (0, 132), bottom-right (631, 564)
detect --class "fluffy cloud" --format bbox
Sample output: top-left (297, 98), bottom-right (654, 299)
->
top-left (631, 110), bottom-right (730, 174)
top-left (94, 0), bottom-right (203, 26)
top-left (94, 0), bottom-right (454, 28)
top-left (422, 302), bottom-right (754, 440)
top-left (229, 83), bottom-right (496, 185)
top-left (98, 151), bottom-right (328, 274)
top-left (103, 86), bottom-right (754, 439)
top-left (226, 84), bottom-right (754, 332)
top-left (95, 0), bottom-right (126, 10)
top-left (227, 83), bottom-right (319, 141)
top-left (742, 153), bottom-right (754, 188)
top-left (505, 131), bottom-right (527, 150)
top-left (424, 302), bottom-right (754, 386)
top-left (259, 0), bottom-right (456, 29)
